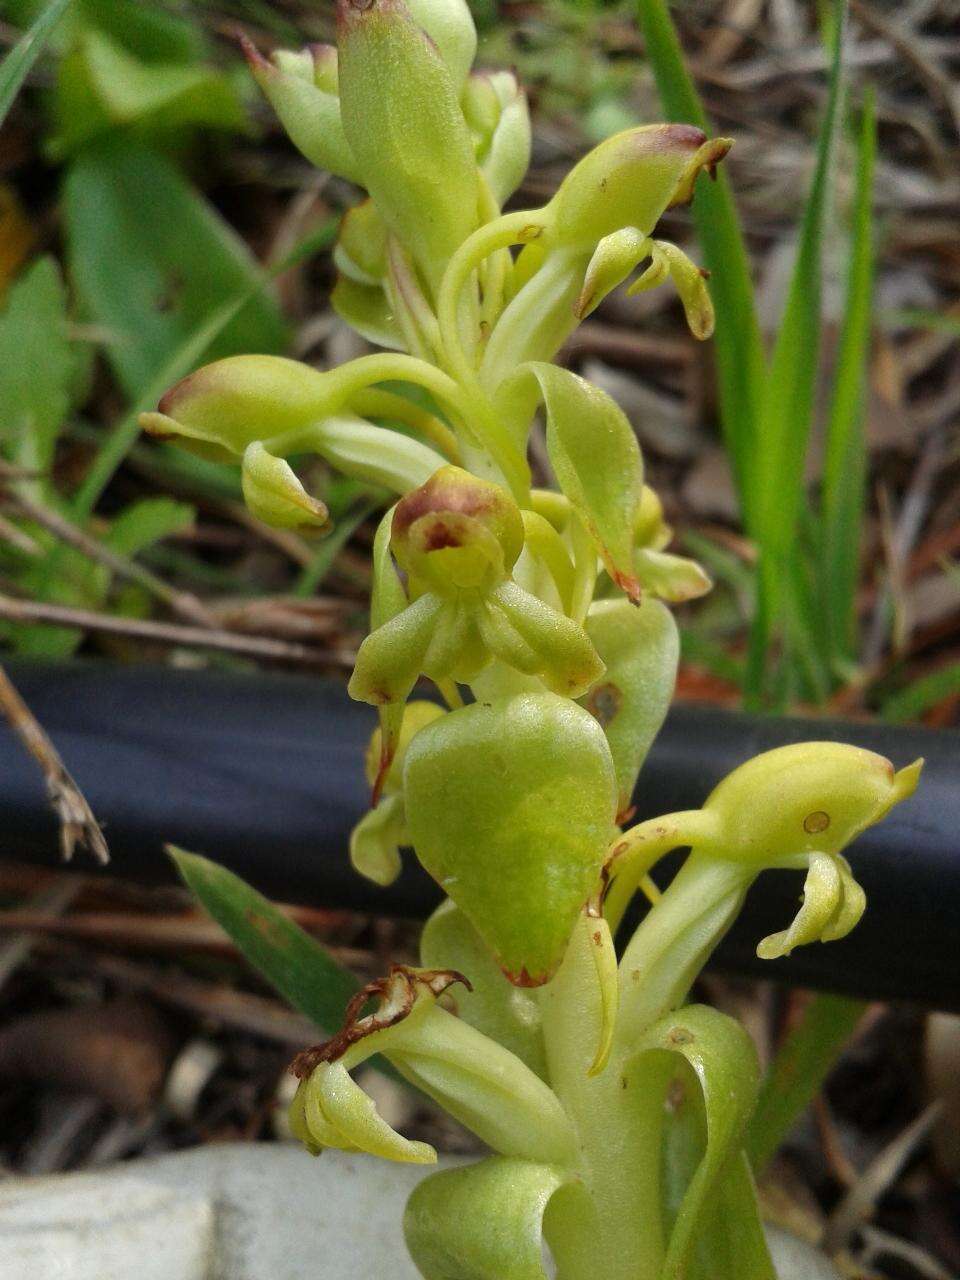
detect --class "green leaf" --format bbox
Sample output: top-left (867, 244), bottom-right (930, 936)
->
top-left (103, 496), bottom-right (195, 557)
top-left (747, 992), bottom-right (864, 1172)
top-left (51, 28), bottom-right (246, 157)
top-left (821, 89), bottom-right (876, 665)
top-left (404, 1156), bottom-right (572, 1280)
top-left (0, 0), bottom-right (71, 130)
top-left (636, 0), bottom-right (764, 514)
top-left (420, 899), bottom-right (547, 1077)
top-left (637, 1003), bottom-right (761, 1279)
top-left (169, 846), bottom-right (358, 1033)
top-left (0, 255), bottom-right (78, 483)
top-left (580, 597), bottom-right (679, 816)
top-left (881, 659), bottom-right (960, 723)
top-left (404, 693), bottom-right (616, 985)
top-left (63, 137), bottom-right (286, 400)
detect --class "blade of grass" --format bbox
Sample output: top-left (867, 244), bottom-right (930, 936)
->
top-left (822, 89), bottom-right (877, 667)
top-left (746, 0), bottom-right (848, 706)
top-left (747, 993), bottom-right (866, 1172)
top-left (169, 846), bottom-right (358, 1032)
top-left (295, 496), bottom-right (379, 599)
top-left (636, 0), bottom-right (765, 521)
top-left (881, 660), bottom-right (960, 723)
top-left (0, 0), bottom-right (70, 129)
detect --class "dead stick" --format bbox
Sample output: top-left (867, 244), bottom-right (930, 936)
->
top-left (0, 594), bottom-right (355, 667)
top-left (0, 485), bottom-right (217, 628)
top-left (0, 663), bottom-right (109, 864)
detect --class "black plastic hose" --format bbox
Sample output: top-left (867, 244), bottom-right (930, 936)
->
top-left (1, 661), bottom-right (957, 1008)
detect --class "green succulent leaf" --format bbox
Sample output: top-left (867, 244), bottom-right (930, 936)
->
top-left (404, 693), bottom-right (617, 985)
top-left (497, 362), bottom-right (644, 600)
top-left (404, 1156), bottom-right (572, 1280)
top-left (420, 899), bottom-right (547, 1077)
top-left (581, 597), bottom-right (679, 818)
top-left (635, 1003), bottom-right (760, 1279)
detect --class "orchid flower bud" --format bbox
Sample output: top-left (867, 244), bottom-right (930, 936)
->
top-left (391, 465), bottom-right (524, 595)
top-left (140, 354), bottom-right (447, 494)
top-left (404, 693), bottom-right (618, 985)
top-left (699, 743), bottom-right (922, 869)
top-left (240, 37), bottom-right (361, 183)
top-left (406, 0), bottom-right (477, 90)
top-left (290, 965), bottom-right (576, 1165)
top-left (337, 0), bottom-right (480, 297)
top-left (544, 124), bottom-right (724, 253)
top-left (139, 355), bottom-right (334, 460)
top-left (479, 71), bottom-right (531, 206)
top-left (240, 441), bottom-right (330, 532)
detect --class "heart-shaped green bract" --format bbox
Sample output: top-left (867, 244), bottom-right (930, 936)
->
top-left (404, 693), bottom-right (617, 986)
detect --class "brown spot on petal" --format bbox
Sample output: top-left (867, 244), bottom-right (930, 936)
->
top-left (668, 1026), bottom-right (695, 1046)
top-left (803, 810), bottom-right (831, 834)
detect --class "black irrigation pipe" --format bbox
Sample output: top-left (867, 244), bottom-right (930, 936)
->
top-left (1, 660), bottom-right (957, 1009)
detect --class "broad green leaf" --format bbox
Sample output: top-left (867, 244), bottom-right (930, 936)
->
top-left (65, 215), bottom-right (337, 526)
top-left (102, 496), bottom-right (195, 557)
top-left (0, 255), bottom-right (78, 483)
top-left (420, 899), bottom-right (547, 1077)
top-left (0, 0), bottom-right (70, 129)
top-left (636, 1003), bottom-right (760, 1278)
top-left (51, 28), bottom-right (246, 157)
top-left (636, 0), bottom-right (764, 514)
top-left (169, 847), bottom-right (357, 1033)
top-left (63, 137), bottom-right (286, 399)
top-left (580, 597), bottom-right (679, 817)
top-left (747, 992), bottom-right (864, 1172)
top-left (404, 693), bottom-right (617, 985)
top-left (821, 89), bottom-right (876, 665)
top-left (404, 1156), bottom-right (571, 1280)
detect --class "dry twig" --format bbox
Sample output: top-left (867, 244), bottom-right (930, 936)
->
top-left (0, 662), bottom-right (109, 864)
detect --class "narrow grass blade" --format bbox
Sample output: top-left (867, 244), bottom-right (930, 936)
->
top-left (295, 496), bottom-right (379, 598)
top-left (822, 89), bottom-right (877, 667)
top-left (636, 0), bottom-right (765, 520)
top-left (0, 0), bottom-right (70, 128)
top-left (746, 0), bottom-right (848, 704)
top-left (747, 993), bottom-right (865, 1172)
top-left (881, 660), bottom-right (960, 723)
top-left (169, 846), bottom-right (358, 1033)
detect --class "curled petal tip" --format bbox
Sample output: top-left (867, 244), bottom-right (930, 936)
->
top-left (893, 758), bottom-right (923, 804)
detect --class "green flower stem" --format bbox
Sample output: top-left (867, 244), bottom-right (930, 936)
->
top-left (539, 917), bottom-right (672, 1280)
top-left (617, 854), bottom-right (752, 1045)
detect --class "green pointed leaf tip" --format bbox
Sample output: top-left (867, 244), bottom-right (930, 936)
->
top-left (168, 846), bottom-right (357, 1032)
top-left (403, 693), bottom-right (617, 986)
